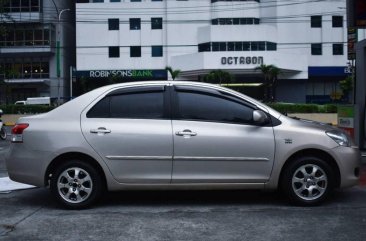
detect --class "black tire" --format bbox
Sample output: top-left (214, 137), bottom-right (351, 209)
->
top-left (50, 160), bottom-right (103, 209)
top-left (0, 127), bottom-right (6, 140)
top-left (281, 156), bottom-right (335, 206)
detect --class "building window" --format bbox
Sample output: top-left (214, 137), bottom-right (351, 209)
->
top-left (332, 16), bottom-right (343, 27)
top-left (311, 16), bottom-right (322, 28)
top-left (0, 26), bottom-right (52, 47)
top-left (243, 42), bottom-right (250, 51)
top-left (251, 42), bottom-right (259, 51)
top-left (130, 18), bottom-right (141, 30)
top-left (93, 0), bottom-right (104, 2)
top-left (197, 41), bottom-right (278, 52)
top-left (212, 42), bottom-right (227, 51)
top-left (0, 61), bottom-right (49, 79)
top-left (151, 18), bottom-right (163, 29)
top-left (108, 19), bottom-right (119, 30)
top-left (130, 46), bottom-right (141, 57)
top-left (227, 42), bottom-right (235, 51)
top-left (234, 42), bottom-right (242, 51)
top-left (333, 44), bottom-right (343, 55)
top-left (3, 0), bottom-right (41, 13)
top-left (311, 43), bottom-right (322, 55)
top-left (212, 42), bottom-right (219, 52)
top-left (110, 0), bottom-right (121, 2)
top-left (258, 41), bottom-right (265, 51)
top-left (266, 42), bottom-right (277, 51)
top-left (211, 18), bottom-right (260, 25)
top-left (152, 46), bottom-right (163, 57)
top-left (198, 43), bottom-right (210, 52)
top-left (109, 46), bottom-right (120, 58)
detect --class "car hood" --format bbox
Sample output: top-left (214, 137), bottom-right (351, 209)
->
top-left (279, 115), bottom-right (338, 132)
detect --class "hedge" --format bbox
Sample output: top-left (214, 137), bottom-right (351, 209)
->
top-left (0, 105), bottom-right (55, 114)
top-left (267, 103), bottom-right (338, 114)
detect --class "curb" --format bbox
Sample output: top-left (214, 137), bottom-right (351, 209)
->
top-left (3, 123), bottom-right (15, 127)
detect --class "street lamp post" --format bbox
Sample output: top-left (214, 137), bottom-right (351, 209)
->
top-left (56, 8), bottom-right (70, 105)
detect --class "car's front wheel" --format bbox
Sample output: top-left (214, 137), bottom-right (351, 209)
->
top-left (50, 160), bottom-right (103, 209)
top-left (281, 156), bottom-right (335, 206)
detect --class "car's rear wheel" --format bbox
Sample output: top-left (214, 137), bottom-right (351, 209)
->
top-left (281, 156), bottom-right (335, 206)
top-left (50, 160), bottom-right (103, 209)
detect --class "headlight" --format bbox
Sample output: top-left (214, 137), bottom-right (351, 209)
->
top-left (326, 130), bottom-right (350, 147)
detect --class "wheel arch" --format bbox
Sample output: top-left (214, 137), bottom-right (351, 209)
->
top-left (45, 152), bottom-right (107, 188)
top-left (278, 148), bottom-right (341, 188)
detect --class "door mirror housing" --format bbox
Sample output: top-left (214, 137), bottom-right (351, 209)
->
top-left (253, 110), bottom-right (269, 125)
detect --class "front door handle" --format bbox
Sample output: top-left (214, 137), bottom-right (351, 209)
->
top-left (176, 129), bottom-right (197, 137)
top-left (90, 127), bottom-right (111, 134)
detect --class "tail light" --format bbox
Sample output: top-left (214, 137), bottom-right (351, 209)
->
top-left (11, 123), bottom-right (29, 143)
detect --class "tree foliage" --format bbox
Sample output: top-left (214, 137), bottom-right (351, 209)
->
top-left (165, 66), bottom-right (181, 80)
top-left (204, 69), bottom-right (233, 85)
top-left (339, 76), bottom-right (353, 94)
top-left (255, 64), bottom-right (281, 102)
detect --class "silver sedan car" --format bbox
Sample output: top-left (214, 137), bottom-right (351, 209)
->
top-left (6, 81), bottom-right (361, 208)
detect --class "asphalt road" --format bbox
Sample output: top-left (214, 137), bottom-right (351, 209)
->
top-left (1, 139), bottom-right (366, 241)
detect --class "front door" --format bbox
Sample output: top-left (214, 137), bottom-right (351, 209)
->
top-left (171, 86), bottom-right (275, 183)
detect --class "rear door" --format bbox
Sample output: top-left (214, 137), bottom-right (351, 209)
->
top-left (81, 85), bottom-right (173, 183)
top-left (171, 85), bottom-right (275, 183)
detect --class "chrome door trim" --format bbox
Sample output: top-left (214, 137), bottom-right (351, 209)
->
top-left (106, 156), bottom-right (172, 161)
top-left (174, 156), bottom-right (270, 162)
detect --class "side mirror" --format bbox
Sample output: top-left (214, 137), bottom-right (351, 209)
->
top-left (253, 110), bottom-right (269, 125)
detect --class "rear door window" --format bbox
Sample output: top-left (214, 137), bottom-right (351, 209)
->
top-left (87, 86), bottom-right (165, 119)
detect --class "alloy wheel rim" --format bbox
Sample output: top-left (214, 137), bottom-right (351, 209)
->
top-left (57, 167), bottom-right (93, 204)
top-left (292, 164), bottom-right (328, 201)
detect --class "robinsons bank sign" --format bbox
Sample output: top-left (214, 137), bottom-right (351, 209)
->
top-left (75, 69), bottom-right (168, 80)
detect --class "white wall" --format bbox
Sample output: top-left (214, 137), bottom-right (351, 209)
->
top-left (76, 0), bottom-right (350, 79)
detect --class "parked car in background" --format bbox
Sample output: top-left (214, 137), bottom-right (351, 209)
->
top-left (5, 81), bottom-right (361, 209)
top-left (14, 97), bottom-right (51, 106)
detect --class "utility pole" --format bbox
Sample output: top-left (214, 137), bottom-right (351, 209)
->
top-left (56, 8), bottom-right (70, 105)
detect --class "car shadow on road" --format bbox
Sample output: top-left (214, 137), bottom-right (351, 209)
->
top-left (101, 189), bottom-right (287, 207)
top-left (2, 186), bottom-right (364, 210)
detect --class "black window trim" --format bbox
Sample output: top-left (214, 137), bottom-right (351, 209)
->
top-left (107, 85), bottom-right (165, 97)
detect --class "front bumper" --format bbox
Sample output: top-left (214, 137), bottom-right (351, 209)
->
top-left (332, 146), bottom-right (361, 188)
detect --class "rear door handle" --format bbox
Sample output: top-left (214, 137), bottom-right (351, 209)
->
top-left (175, 130), bottom-right (197, 137)
top-left (90, 127), bottom-right (111, 134)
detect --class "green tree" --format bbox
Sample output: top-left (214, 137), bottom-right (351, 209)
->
top-left (339, 76), bottom-right (353, 102)
top-left (204, 69), bottom-right (233, 85)
top-left (269, 65), bottom-right (281, 102)
top-left (255, 64), bottom-right (281, 102)
top-left (165, 66), bottom-right (181, 80)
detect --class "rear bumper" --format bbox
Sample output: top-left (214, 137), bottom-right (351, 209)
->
top-left (5, 144), bottom-right (52, 187)
top-left (332, 146), bottom-right (361, 188)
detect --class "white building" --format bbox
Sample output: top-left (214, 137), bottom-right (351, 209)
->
top-left (0, 0), bottom-right (75, 104)
top-left (75, 0), bottom-right (363, 103)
